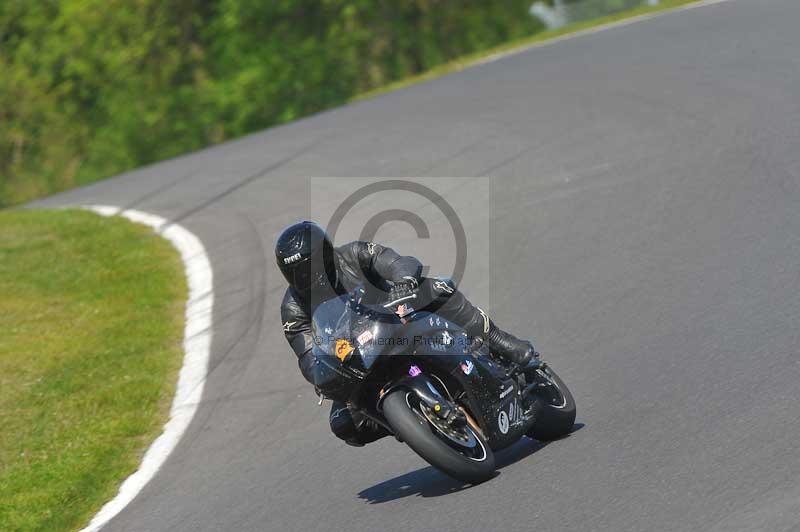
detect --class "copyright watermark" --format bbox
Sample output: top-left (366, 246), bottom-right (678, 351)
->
top-left (309, 177), bottom-right (491, 315)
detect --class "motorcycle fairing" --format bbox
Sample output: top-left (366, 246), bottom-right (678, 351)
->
top-left (312, 295), bottom-right (537, 450)
top-left (403, 312), bottom-right (535, 449)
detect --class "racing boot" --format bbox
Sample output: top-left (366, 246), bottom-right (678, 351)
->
top-left (458, 306), bottom-right (536, 367)
top-left (486, 323), bottom-right (536, 367)
top-left (349, 415), bottom-right (389, 447)
top-left (330, 402), bottom-right (389, 447)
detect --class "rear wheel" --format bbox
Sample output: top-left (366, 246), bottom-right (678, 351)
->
top-left (527, 365), bottom-right (577, 441)
top-left (382, 390), bottom-right (495, 484)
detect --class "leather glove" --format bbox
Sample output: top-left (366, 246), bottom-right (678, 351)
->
top-left (387, 276), bottom-right (419, 307)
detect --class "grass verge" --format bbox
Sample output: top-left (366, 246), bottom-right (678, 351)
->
top-left (0, 209), bottom-right (187, 531)
top-left (356, 0), bottom-right (706, 101)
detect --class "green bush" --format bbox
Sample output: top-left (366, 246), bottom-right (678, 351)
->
top-left (0, 0), bottom-right (543, 207)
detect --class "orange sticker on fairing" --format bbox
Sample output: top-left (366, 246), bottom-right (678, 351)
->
top-left (335, 339), bottom-right (354, 361)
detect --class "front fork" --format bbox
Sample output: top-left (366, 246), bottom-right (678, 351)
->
top-left (377, 373), bottom-right (451, 417)
top-left (377, 372), bottom-right (470, 431)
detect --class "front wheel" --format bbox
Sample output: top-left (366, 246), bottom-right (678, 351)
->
top-left (527, 365), bottom-right (577, 441)
top-left (382, 390), bottom-right (495, 484)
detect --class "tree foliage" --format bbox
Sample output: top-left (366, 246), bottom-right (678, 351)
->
top-left (0, 0), bottom-right (542, 206)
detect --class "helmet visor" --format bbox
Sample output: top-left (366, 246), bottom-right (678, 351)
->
top-left (287, 246), bottom-right (335, 293)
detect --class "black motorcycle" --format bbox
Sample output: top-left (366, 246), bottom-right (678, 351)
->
top-left (307, 286), bottom-right (576, 484)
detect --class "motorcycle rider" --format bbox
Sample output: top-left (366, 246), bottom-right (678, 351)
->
top-left (277, 221), bottom-right (536, 446)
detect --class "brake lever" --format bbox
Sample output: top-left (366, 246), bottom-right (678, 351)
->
top-left (314, 386), bottom-right (325, 406)
top-left (382, 293), bottom-right (417, 309)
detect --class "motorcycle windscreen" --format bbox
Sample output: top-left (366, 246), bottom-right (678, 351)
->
top-left (350, 317), bottom-right (409, 368)
top-left (311, 294), bottom-right (351, 359)
top-left (309, 293), bottom-right (376, 375)
top-left (306, 296), bottom-right (360, 398)
top-left (306, 345), bottom-right (355, 391)
top-left (311, 292), bottom-right (405, 374)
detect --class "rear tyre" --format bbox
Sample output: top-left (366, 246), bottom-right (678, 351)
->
top-left (382, 390), bottom-right (495, 484)
top-left (527, 366), bottom-right (577, 441)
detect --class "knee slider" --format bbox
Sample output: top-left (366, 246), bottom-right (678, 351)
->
top-left (329, 404), bottom-right (358, 441)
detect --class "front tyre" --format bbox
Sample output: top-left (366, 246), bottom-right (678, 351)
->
top-left (382, 390), bottom-right (495, 484)
top-left (527, 366), bottom-right (577, 441)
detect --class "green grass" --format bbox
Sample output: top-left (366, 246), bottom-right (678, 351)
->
top-left (356, 0), bottom-right (704, 101)
top-left (0, 209), bottom-right (187, 531)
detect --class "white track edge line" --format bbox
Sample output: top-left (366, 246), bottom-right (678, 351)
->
top-left (472, 0), bottom-right (735, 67)
top-left (79, 205), bottom-right (214, 532)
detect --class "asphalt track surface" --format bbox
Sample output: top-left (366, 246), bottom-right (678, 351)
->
top-left (33, 1), bottom-right (800, 530)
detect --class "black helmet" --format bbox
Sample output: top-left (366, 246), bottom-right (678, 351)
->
top-left (275, 221), bottom-right (336, 294)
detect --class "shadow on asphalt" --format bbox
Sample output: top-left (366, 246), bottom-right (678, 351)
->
top-left (358, 425), bottom-right (584, 504)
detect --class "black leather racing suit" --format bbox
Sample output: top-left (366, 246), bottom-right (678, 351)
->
top-left (281, 241), bottom-right (492, 446)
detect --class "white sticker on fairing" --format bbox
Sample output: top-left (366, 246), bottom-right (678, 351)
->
top-left (498, 411), bottom-right (510, 434)
top-left (509, 399), bottom-right (523, 426)
top-left (357, 330), bottom-right (373, 345)
top-left (498, 398), bottom-right (523, 435)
